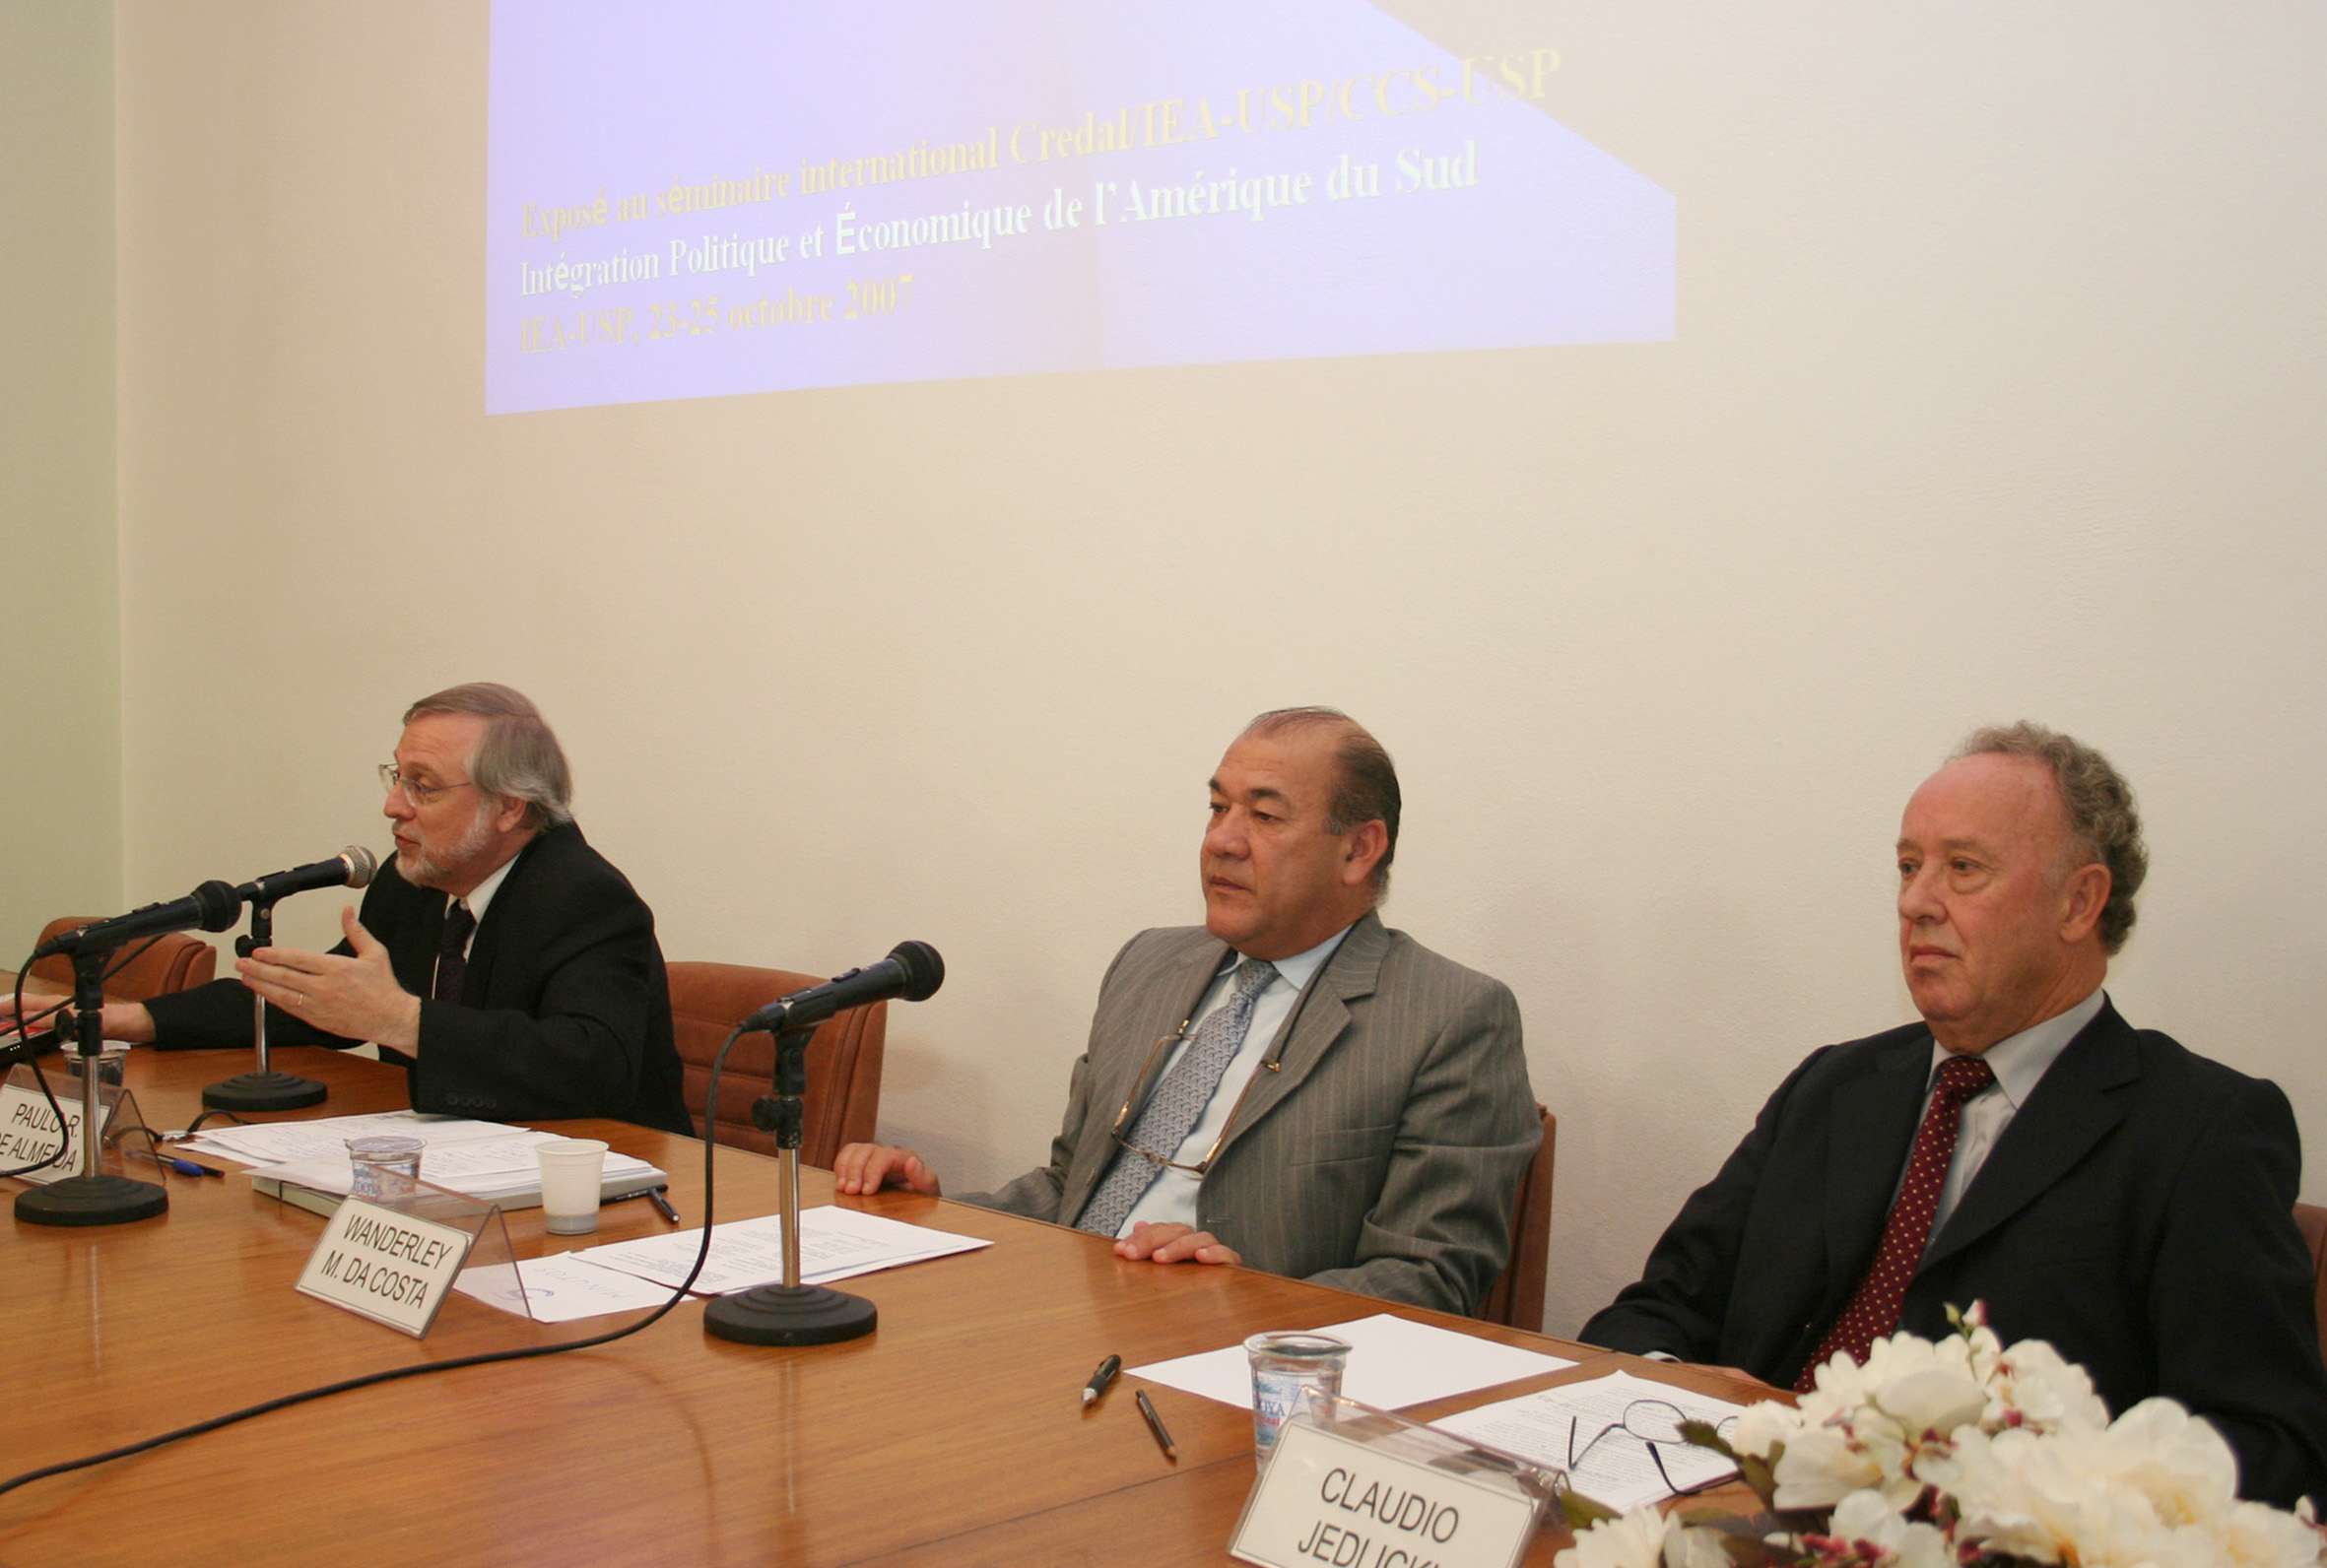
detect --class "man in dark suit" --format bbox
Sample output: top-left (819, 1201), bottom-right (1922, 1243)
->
top-left (1583, 723), bottom-right (2327, 1507)
top-left (89, 684), bottom-right (692, 1136)
top-left (832, 708), bottom-right (1539, 1314)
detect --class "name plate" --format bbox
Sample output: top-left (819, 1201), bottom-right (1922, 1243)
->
top-left (0, 1078), bottom-right (114, 1185)
top-left (297, 1198), bottom-right (477, 1337)
top-left (1232, 1416), bottom-right (1542, 1568)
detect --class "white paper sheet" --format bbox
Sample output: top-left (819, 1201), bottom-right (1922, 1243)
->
top-left (1127, 1312), bottom-right (1574, 1412)
top-left (573, 1206), bottom-right (990, 1295)
top-left (1429, 1369), bottom-right (1746, 1512)
top-left (455, 1254), bottom-right (683, 1323)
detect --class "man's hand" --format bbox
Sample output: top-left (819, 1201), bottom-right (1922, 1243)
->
top-left (234, 906), bottom-right (422, 1051)
top-left (832, 1143), bottom-right (942, 1196)
top-left (1115, 1221), bottom-right (1243, 1268)
top-left (0, 992), bottom-right (64, 1039)
top-left (1693, 1363), bottom-right (1781, 1394)
top-left (4, 992), bottom-right (157, 1044)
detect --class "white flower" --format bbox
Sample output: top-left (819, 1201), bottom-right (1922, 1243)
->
top-left (1772, 1421), bottom-right (1902, 1511)
top-left (1662, 1521), bottom-right (1734, 1568)
top-left (2220, 1498), bottom-right (2327, 1568)
top-left (1777, 1329), bottom-right (1989, 1509)
top-left (1658, 1320), bottom-right (2322, 1568)
top-left (1557, 1507), bottom-right (1673, 1568)
top-left (2094, 1398), bottom-right (2241, 1527)
top-left (1826, 1488), bottom-right (1953, 1568)
top-left (1984, 1335), bottom-right (2110, 1435)
top-left (1945, 1398), bottom-right (2316, 1568)
top-left (1729, 1400), bottom-right (1804, 1461)
top-left (1798, 1329), bottom-right (1983, 1438)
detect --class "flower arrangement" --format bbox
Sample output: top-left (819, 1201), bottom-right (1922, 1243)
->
top-left (1558, 1307), bottom-right (2323, 1568)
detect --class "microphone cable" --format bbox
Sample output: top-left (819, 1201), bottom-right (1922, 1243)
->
top-left (0, 1025), bottom-right (754, 1498)
top-left (2, 935), bottom-right (173, 1181)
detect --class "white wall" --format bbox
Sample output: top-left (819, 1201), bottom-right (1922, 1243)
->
top-left (110, 1), bottom-right (2327, 1337)
top-left (1, 0), bottom-right (119, 947)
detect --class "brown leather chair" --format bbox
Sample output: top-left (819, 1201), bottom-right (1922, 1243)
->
top-left (1478, 1103), bottom-right (1556, 1331)
top-left (2294, 1202), bottom-right (2327, 1362)
top-left (666, 960), bottom-right (887, 1167)
top-left (28, 919), bottom-right (219, 1001)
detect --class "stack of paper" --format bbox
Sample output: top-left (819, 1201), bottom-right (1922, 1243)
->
top-left (182, 1110), bottom-right (520, 1166)
top-left (248, 1136), bottom-right (663, 1204)
top-left (185, 1111), bottom-right (662, 1208)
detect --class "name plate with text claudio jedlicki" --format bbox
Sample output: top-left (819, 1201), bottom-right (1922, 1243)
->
top-left (297, 1198), bottom-right (479, 1338)
top-left (1230, 1392), bottom-right (1554, 1568)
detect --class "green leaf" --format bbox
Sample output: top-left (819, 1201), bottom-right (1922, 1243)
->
top-left (1737, 1450), bottom-right (1780, 1511)
top-left (1680, 1419), bottom-right (1739, 1459)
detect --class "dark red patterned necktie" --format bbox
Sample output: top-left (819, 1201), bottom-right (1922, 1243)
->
top-left (432, 901), bottom-right (476, 1003)
top-left (1795, 1054), bottom-right (1996, 1392)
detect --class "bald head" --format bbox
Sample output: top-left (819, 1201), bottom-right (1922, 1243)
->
top-left (1200, 710), bottom-right (1396, 960)
top-left (1895, 748), bottom-right (2114, 1053)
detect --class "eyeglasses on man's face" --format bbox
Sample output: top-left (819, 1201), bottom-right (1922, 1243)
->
top-left (378, 762), bottom-right (479, 808)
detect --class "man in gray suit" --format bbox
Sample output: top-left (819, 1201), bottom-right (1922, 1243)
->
top-left (834, 707), bottom-right (1540, 1314)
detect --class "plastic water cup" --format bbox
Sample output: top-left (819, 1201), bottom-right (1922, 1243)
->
top-left (1244, 1331), bottom-right (1352, 1461)
top-left (536, 1138), bottom-right (609, 1234)
top-left (346, 1135), bottom-right (425, 1201)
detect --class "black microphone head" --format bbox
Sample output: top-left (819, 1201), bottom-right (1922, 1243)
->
top-left (887, 941), bottom-right (944, 1002)
top-left (193, 880), bottom-right (242, 933)
top-left (343, 845), bottom-right (378, 889)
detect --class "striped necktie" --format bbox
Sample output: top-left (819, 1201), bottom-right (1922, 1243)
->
top-left (1075, 958), bottom-right (1278, 1237)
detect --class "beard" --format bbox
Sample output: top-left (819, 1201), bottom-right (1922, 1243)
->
top-left (395, 798), bottom-right (496, 890)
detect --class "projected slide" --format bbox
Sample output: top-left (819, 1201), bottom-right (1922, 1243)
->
top-left (487, 1), bottom-right (1674, 414)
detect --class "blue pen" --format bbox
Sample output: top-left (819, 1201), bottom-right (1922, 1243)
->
top-left (132, 1148), bottom-right (221, 1178)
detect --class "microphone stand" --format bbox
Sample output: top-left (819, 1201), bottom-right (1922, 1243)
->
top-left (15, 947), bottom-right (169, 1225)
top-left (202, 895), bottom-right (327, 1111)
top-left (703, 1022), bottom-right (878, 1345)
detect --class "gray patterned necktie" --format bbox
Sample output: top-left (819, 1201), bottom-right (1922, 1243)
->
top-left (1076, 958), bottom-right (1279, 1237)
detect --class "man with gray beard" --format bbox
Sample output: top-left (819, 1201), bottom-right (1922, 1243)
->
top-left (98, 684), bottom-right (692, 1134)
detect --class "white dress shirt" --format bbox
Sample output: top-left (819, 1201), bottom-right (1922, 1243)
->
top-left (429, 855), bottom-right (515, 995)
top-left (1920, 986), bottom-right (2107, 1242)
top-left (1114, 923), bottom-right (1355, 1236)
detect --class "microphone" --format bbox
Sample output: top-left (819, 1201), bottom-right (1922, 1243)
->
top-left (33, 881), bottom-right (242, 958)
top-left (741, 942), bottom-right (945, 1033)
top-left (235, 845), bottom-right (377, 906)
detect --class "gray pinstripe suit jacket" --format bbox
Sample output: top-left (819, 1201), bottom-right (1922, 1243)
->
top-left (964, 911), bottom-right (1539, 1314)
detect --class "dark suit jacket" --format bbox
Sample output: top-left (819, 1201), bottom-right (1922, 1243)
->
top-left (144, 823), bottom-right (694, 1136)
top-left (965, 912), bottom-right (1540, 1315)
top-left (1582, 1000), bottom-right (2327, 1507)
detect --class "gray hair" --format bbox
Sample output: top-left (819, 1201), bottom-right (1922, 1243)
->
top-left (1243, 706), bottom-right (1400, 895)
top-left (1954, 721), bottom-right (2146, 953)
top-left (403, 683), bottom-right (573, 830)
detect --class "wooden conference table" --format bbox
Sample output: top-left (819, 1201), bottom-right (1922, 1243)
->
top-left (0, 1043), bottom-right (1759, 1568)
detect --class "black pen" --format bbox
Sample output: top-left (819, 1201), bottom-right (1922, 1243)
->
top-left (1135, 1389), bottom-right (1177, 1462)
top-left (1083, 1353), bottom-right (1121, 1407)
top-left (603, 1184), bottom-right (680, 1222)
